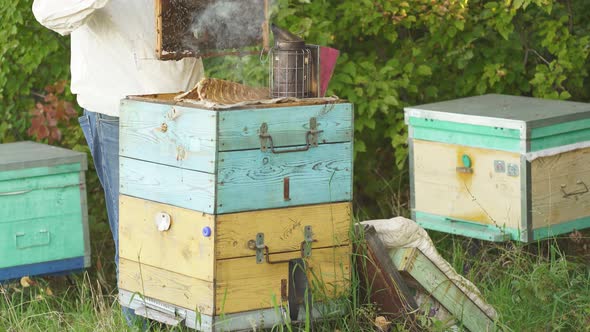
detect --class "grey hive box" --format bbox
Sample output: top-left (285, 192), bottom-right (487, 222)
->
top-left (405, 94), bottom-right (590, 242)
top-left (0, 141), bottom-right (90, 280)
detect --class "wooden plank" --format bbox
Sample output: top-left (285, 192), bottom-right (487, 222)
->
top-left (531, 146), bottom-right (590, 230)
top-left (119, 100), bottom-right (218, 174)
top-left (0, 181), bottom-right (81, 224)
top-left (216, 202), bottom-right (351, 259)
top-left (0, 213), bottom-right (85, 269)
top-left (390, 248), bottom-right (497, 332)
top-left (215, 246), bottom-right (350, 315)
top-left (119, 195), bottom-right (215, 281)
top-left (0, 256), bottom-right (85, 281)
top-left (413, 139), bottom-right (522, 230)
top-left (0, 141), bottom-right (86, 172)
top-left (217, 142), bottom-right (352, 213)
top-left (118, 258), bottom-right (214, 315)
top-left (357, 226), bottom-right (418, 322)
top-left (408, 117), bottom-right (521, 153)
top-left (218, 103), bottom-right (353, 151)
top-left (155, 0), bottom-right (163, 59)
top-left (119, 157), bottom-right (216, 214)
top-left (78, 171), bottom-right (91, 267)
top-left (0, 163), bottom-right (81, 182)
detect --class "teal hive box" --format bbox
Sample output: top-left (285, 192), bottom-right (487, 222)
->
top-left (405, 94), bottom-right (590, 242)
top-left (0, 142), bottom-right (90, 281)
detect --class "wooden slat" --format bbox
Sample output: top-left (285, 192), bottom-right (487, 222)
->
top-left (357, 226), bottom-right (418, 322)
top-left (0, 141), bottom-right (86, 172)
top-left (119, 195), bottom-right (215, 281)
top-left (119, 157), bottom-right (216, 214)
top-left (413, 139), bottom-right (522, 229)
top-left (531, 146), bottom-right (590, 229)
top-left (118, 258), bottom-right (214, 315)
top-left (0, 213), bottom-right (84, 269)
top-left (216, 202), bottom-right (351, 259)
top-left (119, 100), bottom-right (218, 174)
top-left (217, 142), bottom-right (352, 213)
top-left (155, 0), bottom-right (163, 59)
top-left (215, 246), bottom-right (350, 315)
top-left (218, 103), bottom-right (353, 151)
top-left (0, 181), bottom-right (81, 224)
top-left (390, 248), bottom-right (497, 332)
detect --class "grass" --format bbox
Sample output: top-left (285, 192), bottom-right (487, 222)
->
top-left (2, 176), bottom-right (590, 332)
top-left (2, 228), bottom-right (589, 331)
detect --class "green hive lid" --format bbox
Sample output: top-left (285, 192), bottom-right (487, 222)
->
top-left (0, 141), bottom-right (87, 172)
top-left (405, 94), bottom-right (590, 129)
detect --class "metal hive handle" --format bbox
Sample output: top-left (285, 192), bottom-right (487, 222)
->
top-left (561, 180), bottom-right (588, 198)
top-left (259, 117), bottom-right (323, 154)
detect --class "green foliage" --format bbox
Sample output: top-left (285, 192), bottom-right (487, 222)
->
top-left (206, 0), bottom-right (590, 217)
top-left (0, 0), bottom-right (71, 143)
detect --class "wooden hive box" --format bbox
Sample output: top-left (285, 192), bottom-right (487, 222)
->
top-left (117, 95), bottom-right (353, 331)
top-left (0, 142), bottom-right (89, 281)
top-left (405, 94), bottom-right (590, 242)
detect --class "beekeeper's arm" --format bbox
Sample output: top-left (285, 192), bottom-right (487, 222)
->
top-left (32, 0), bottom-right (109, 36)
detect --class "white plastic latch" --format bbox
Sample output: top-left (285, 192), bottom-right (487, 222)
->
top-left (155, 212), bottom-right (171, 232)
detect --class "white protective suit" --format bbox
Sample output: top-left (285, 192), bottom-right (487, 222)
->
top-left (32, 0), bottom-right (204, 116)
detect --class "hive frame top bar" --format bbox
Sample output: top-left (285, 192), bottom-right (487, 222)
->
top-left (126, 95), bottom-right (347, 111)
top-left (405, 94), bottom-right (590, 129)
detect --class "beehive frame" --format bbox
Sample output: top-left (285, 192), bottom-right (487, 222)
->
top-left (155, 0), bottom-right (270, 60)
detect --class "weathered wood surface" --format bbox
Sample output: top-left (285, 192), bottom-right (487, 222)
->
top-left (119, 195), bottom-right (215, 281)
top-left (0, 213), bottom-right (84, 269)
top-left (216, 202), bottom-right (351, 259)
top-left (390, 247), bottom-right (497, 332)
top-left (217, 142), bottom-right (352, 213)
top-left (0, 176), bottom-right (81, 223)
top-left (0, 141), bottom-right (86, 172)
top-left (118, 258), bottom-right (214, 315)
top-left (356, 226), bottom-right (418, 323)
top-left (215, 245), bottom-right (350, 315)
top-left (119, 100), bottom-right (218, 173)
top-left (120, 144), bottom-right (352, 214)
top-left (413, 139), bottom-right (522, 229)
top-left (119, 156), bottom-right (216, 214)
top-left (218, 103), bottom-right (353, 151)
top-left (531, 146), bottom-right (590, 229)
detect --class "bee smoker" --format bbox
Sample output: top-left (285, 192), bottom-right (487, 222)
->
top-left (269, 24), bottom-right (319, 99)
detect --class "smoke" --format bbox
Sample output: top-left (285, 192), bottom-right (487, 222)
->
top-left (186, 0), bottom-right (268, 53)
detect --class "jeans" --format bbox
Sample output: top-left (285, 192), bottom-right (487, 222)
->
top-left (78, 110), bottom-right (120, 264)
top-left (78, 110), bottom-right (145, 328)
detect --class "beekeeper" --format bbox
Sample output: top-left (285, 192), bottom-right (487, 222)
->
top-left (32, 0), bottom-right (204, 323)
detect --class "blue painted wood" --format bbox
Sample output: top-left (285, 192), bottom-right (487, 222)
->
top-left (120, 142), bottom-right (352, 214)
top-left (120, 156), bottom-right (216, 213)
top-left (217, 142), bottom-right (352, 214)
top-left (0, 256), bottom-right (85, 282)
top-left (218, 103), bottom-right (353, 152)
top-left (119, 99), bottom-right (218, 173)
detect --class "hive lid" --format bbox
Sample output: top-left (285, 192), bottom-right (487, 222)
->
top-left (405, 94), bottom-right (590, 129)
top-left (0, 141), bottom-right (87, 173)
top-left (156, 0), bottom-right (270, 60)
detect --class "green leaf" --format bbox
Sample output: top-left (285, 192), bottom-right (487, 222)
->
top-left (416, 65), bottom-right (432, 76)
